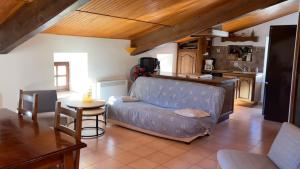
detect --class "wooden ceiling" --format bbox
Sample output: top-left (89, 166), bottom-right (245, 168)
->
top-left (43, 0), bottom-right (299, 41)
top-left (222, 0), bottom-right (299, 32)
top-left (176, 0), bottom-right (299, 43)
top-left (0, 0), bottom-right (297, 54)
top-left (44, 0), bottom-right (226, 39)
top-left (0, 0), bottom-right (27, 24)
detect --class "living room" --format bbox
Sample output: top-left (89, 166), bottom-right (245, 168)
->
top-left (0, 0), bottom-right (300, 169)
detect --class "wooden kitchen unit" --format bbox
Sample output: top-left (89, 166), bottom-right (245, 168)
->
top-left (177, 38), bottom-right (212, 75)
top-left (223, 71), bottom-right (263, 105)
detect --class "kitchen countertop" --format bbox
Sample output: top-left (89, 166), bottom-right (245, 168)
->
top-left (152, 72), bottom-right (237, 85)
top-left (202, 70), bottom-right (262, 78)
top-left (223, 71), bottom-right (262, 78)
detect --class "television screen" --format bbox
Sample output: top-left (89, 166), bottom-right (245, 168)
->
top-left (139, 57), bottom-right (158, 73)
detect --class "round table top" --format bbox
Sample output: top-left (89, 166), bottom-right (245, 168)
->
top-left (67, 100), bottom-right (105, 109)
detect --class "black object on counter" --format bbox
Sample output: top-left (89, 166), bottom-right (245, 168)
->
top-left (139, 57), bottom-right (159, 73)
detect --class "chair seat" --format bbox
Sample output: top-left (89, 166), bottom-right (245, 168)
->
top-left (217, 149), bottom-right (278, 169)
top-left (38, 112), bottom-right (68, 127)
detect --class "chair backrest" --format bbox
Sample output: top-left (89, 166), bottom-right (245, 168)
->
top-left (268, 122), bottom-right (300, 169)
top-left (54, 102), bottom-right (82, 141)
top-left (18, 89), bottom-right (39, 121)
top-left (23, 90), bottom-right (57, 113)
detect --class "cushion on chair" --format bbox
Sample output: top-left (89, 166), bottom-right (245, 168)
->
top-left (268, 122), bottom-right (300, 169)
top-left (217, 149), bottom-right (278, 169)
top-left (23, 90), bottom-right (57, 113)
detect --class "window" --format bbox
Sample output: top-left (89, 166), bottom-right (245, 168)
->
top-left (54, 62), bottom-right (70, 91)
top-left (157, 54), bottom-right (174, 73)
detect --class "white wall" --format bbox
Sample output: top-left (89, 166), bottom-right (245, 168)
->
top-left (214, 13), bottom-right (299, 46)
top-left (0, 34), bottom-right (140, 110)
top-left (137, 43), bottom-right (178, 73)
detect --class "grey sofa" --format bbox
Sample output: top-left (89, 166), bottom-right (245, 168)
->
top-left (217, 122), bottom-right (300, 169)
top-left (107, 77), bottom-right (225, 143)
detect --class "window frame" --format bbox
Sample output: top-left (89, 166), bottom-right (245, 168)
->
top-left (54, 62), bottom-right (70, 91)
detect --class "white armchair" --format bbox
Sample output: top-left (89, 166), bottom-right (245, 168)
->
top-left (217, 122), bottom-right (300, 169)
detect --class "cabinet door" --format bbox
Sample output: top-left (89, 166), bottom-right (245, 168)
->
top-left (177, 50), bottom-right (196, 74)
top-left (238, 77), bottom-right (253, 101)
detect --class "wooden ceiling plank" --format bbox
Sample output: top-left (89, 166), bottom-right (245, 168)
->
top-left (79, 0), bottom-right (213, 25)
top-left (130, 0), bottom-right (281, 55)
top-left (44, 0), bottom-right (224, 39)
top-left (0, 0), bottom-right (90, 54)
top-left (222, 0), bottom-right (299, 32)
top-left (75, 9), bottom-right (172, 27)
top-left (44, 12), bottom-right (158, 39)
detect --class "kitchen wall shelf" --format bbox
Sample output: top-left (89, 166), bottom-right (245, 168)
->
top-left (221, 35), bottom-right (258, 42)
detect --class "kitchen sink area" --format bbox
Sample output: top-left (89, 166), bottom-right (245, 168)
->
top-left (203, 70), bottom-right (263, 105)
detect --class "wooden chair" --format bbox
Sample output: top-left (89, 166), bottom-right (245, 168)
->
top-left (54, 102), bottom-right (83, 169)
top-left (18, 89), bottom-right (39, 121)
top-left (18, 89), bottom-right (68, 127)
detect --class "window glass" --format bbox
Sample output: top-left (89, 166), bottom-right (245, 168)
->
top-left (57, 77), bottom-right (67, 86)
top-left (57, 66), bottom-right (66, 75)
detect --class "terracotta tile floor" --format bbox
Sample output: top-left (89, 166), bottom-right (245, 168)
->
top-left (80, 105), bottom-right (281, 169)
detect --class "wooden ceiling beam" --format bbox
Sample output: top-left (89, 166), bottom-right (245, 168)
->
top-left (0, 0), bottom-right (90, 54)
top-left (130, 0), bottom-right (281, 55)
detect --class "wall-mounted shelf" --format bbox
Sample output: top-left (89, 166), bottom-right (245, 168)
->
top-left (221, 35), bottom-right (258, 42)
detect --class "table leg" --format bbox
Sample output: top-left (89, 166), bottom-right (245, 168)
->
top-left (104, 105), bottom-right (107, 126)
top-left (64, 151), bottom-right (74, 169)
top-left (96, 115), bottom-right (99, 136)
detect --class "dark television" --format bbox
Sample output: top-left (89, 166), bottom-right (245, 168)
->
top-left (139, 57), bottom-right (159, 73)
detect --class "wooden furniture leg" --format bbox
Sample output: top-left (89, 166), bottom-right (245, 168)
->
top-left (63, 151), bottom-right (74, 169)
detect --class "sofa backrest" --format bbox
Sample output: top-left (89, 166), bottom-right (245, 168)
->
top-left (268, 122), bottom-right (300, 169)
top-left (23, 90), bottom-right (57, 113)
top-left (130, 77), bottom-right (225, 123)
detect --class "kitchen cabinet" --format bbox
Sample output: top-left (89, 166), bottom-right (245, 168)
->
top-left (177, 49), bottom-right (196, 74)
top-left (223, 72), bottom-right (262, 104)
top-left (177, 38), bottom-right (212, 74)
top-left (237, 77), bottom-right (253, 101)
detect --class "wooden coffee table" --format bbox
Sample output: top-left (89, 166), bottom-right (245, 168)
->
top-left (67, 100), bottom-right (106, 138)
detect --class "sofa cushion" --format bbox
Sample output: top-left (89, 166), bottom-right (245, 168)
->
top-left (217, 149), bottom-right (278, 169)
top-left (129, 77), bottom-right (225, 123)
top-left (174, 108), bottom-right (210, 118)
top-left (268, 122), bottom-right (300, 169)
top-left (121, 96), bottom-right (139, 102)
